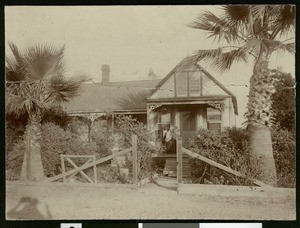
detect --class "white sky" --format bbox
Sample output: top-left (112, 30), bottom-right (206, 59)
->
top-left (5, 6), bottom-right (295, 127)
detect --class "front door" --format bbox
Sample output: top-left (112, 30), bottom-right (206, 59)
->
top-left (179, 110), bottom-right (197, 142)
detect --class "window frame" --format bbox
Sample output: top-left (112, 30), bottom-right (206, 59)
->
top-left (175, 72), bottom-right (188, 97)
top-left (206, 106), bottom-right (222, 131)
top-left (174, 70), bottom-right (202, 97)
top-left (188, 71), bottom-right (202, 97)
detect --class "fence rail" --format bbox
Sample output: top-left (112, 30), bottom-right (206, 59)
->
top-left (44, 135), bottom-right (138, 188)
top-left (176, 137), bottom-right (272, 189)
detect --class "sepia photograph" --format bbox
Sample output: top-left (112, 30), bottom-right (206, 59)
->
top-left (5, 5), bottom-right (295, 220)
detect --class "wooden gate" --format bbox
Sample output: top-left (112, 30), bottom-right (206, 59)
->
top-left (43, 135), bottom-right (139, 188)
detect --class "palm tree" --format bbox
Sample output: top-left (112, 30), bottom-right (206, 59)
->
top-left (6, 42), bottom-right (89, 181)
top-left (183, 5), bottom-right (295, 186)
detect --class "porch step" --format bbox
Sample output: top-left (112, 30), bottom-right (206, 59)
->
top-left (164, 157), bottom-right (191, 178)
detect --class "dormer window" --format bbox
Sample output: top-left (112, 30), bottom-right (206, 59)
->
top-left (175, 72), bottom-right (188, 97)
top-left (175, 71), bottom-right (202, 97)
top-left (189, 71), bottom-right (201, 96)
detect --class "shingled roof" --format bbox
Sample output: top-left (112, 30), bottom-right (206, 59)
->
top-left (63, 79), bottom-right (161, 114)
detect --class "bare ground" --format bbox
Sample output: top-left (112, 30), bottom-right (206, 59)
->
top-left (6, 180), bottom-right (296, 220)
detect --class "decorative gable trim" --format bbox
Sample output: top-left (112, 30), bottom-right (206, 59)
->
top-left (146, 58), bottom-right (238, 115)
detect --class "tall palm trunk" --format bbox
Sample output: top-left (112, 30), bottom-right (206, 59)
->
top-left (247, 51), bottom-right (277, 186)
top-left (20, 111), bottom-right (45, 181)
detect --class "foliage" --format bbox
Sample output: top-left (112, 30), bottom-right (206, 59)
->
top-left (6, 42), bottom-right (89, 180)
top-left (272, 126), bottom-right (296, 187)
top-left (5, 108), bottom-right (71, 176)
top-left (111, 115), bottom-right (158, 180)
top-left (6, 42), bottom-right (89, 118)
top-left (185, 5), bottom-right (295, 71)
top-left (6, 122), bottom-right (98, 179)
top-left (184, 5), bottom-right (295, 127)
top-left (41, 122), bottom-right (97, 176)
top-left (186, 128), bottom-right (261, 186)
top-left (41, 107), bottom-right (71, 129)
top-left (270, 70), bottom-right (295, 132)
top-left (186, 127), bottom-right (295, 187)
top-left (5, 136), bottom-right (25, 180)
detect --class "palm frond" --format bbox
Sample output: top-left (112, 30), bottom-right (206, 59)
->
top-left (240, 37), bottom-right (262, 58)
top-left (223, 5), bottom-right (250, 27)
top-left (6, 42), bottom-right (27, 82)
top-left (179, 47), bottom-right (248, 72)
top-left (270, 5), bottom-right (295, 39)
top-left (271, 41), bottom-right (295, 54)
top-left (8, 42), bottom-right (23, 64)
top-left (6, 93), bottom-right (45, 117)
top-left (189, 10), bottom-right (244, 44)
top-left (22, 44), bottom-right (66, 81)
top-left (46, 75), bottom-right (90, 103)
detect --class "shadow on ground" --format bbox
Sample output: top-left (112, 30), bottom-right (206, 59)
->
top-left (153, 177), bottom-right (177, 191)
top-left (7, 197), bottom-right (53, 220)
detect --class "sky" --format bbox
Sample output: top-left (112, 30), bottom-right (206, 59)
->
top-left (5, 6), bottom-right (295, 127)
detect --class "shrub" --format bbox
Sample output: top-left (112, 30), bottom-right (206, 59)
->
top-left (41, 122), bottom-right (98, 177)
top-left (112, 115), bottom-right (158, 180)
top-left (6, 122), bottom-right (98, 179)
top-left (5, 136), bottom-right (25, 180)
top-left (186, 128), bottom-right (261, 186)
top-left (272, 126), bottom-right (296, 188)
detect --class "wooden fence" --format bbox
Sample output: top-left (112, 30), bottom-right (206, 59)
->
top-left (176, 137), bottom-right (273, 194)
top-left (44, 135), bottom-right (138, 188)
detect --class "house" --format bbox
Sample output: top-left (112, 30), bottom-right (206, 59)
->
top-left (64, 58), bottom-right (238, 147)
top-left (146, 59), bottom-right (238, 147)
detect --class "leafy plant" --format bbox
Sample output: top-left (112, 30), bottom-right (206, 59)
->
top-left (272, 126), bottom-right (296, 187)
top-left (112, 115), bottom-right (158, 180)
top-left (186, 128), bottom-right (261, 186)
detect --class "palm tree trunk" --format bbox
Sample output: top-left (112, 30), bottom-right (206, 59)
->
top-left (246, 51), bottom-right (277, 186)
top-left (20, 111), bottom-right (45, 181)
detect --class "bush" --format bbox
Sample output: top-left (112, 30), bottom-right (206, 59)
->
top-left (272, 126), bottom-right (296, 188)
top-left (5, 136), bottom-right (25, 180)
top-left (6, 122), bottom-right (98, 179)
top-left (41, 122), bottom-right (98, 177)
top-left (6, 108), bottom-right (71, 179)
top-left (112, 115), bottom-right (158, 180)
top-left (186, 128), bottom-right (261, 186)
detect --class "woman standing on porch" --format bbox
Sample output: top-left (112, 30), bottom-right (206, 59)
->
top-left (164, 126), bottom-right (175, 153)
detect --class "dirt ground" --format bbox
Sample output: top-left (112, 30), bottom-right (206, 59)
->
top-left (6, 179), bottom-right (296, 220)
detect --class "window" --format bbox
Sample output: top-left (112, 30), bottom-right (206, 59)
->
top-left (207, 107), bottom-right (221, 130)
top-left (175, 71), bottom-right (202, 97)
top-left (189, 72), bottom-right (201, 96)
top-left (175, 72), bottom-right (188, 96)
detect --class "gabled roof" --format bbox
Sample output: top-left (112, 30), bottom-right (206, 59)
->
top-left (146, 58), bottom-right (238, 115)
top-left (64, 79), bottom-right (160, 114)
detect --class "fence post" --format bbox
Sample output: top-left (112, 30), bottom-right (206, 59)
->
top-left (60, 154), bottom-right (66, 183)
top-left (132, 135), bottom-right (138, 187)
top-left (93, 155), bottom-right (97, 183)
top-left (176, 137), bottom-right (183, 188)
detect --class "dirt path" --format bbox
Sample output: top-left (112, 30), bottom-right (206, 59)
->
top-left (6, 181), bottom-right (295, 220)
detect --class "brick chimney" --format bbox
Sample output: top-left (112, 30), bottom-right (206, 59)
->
top-left (101, 64), bottom-right (110, 85)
